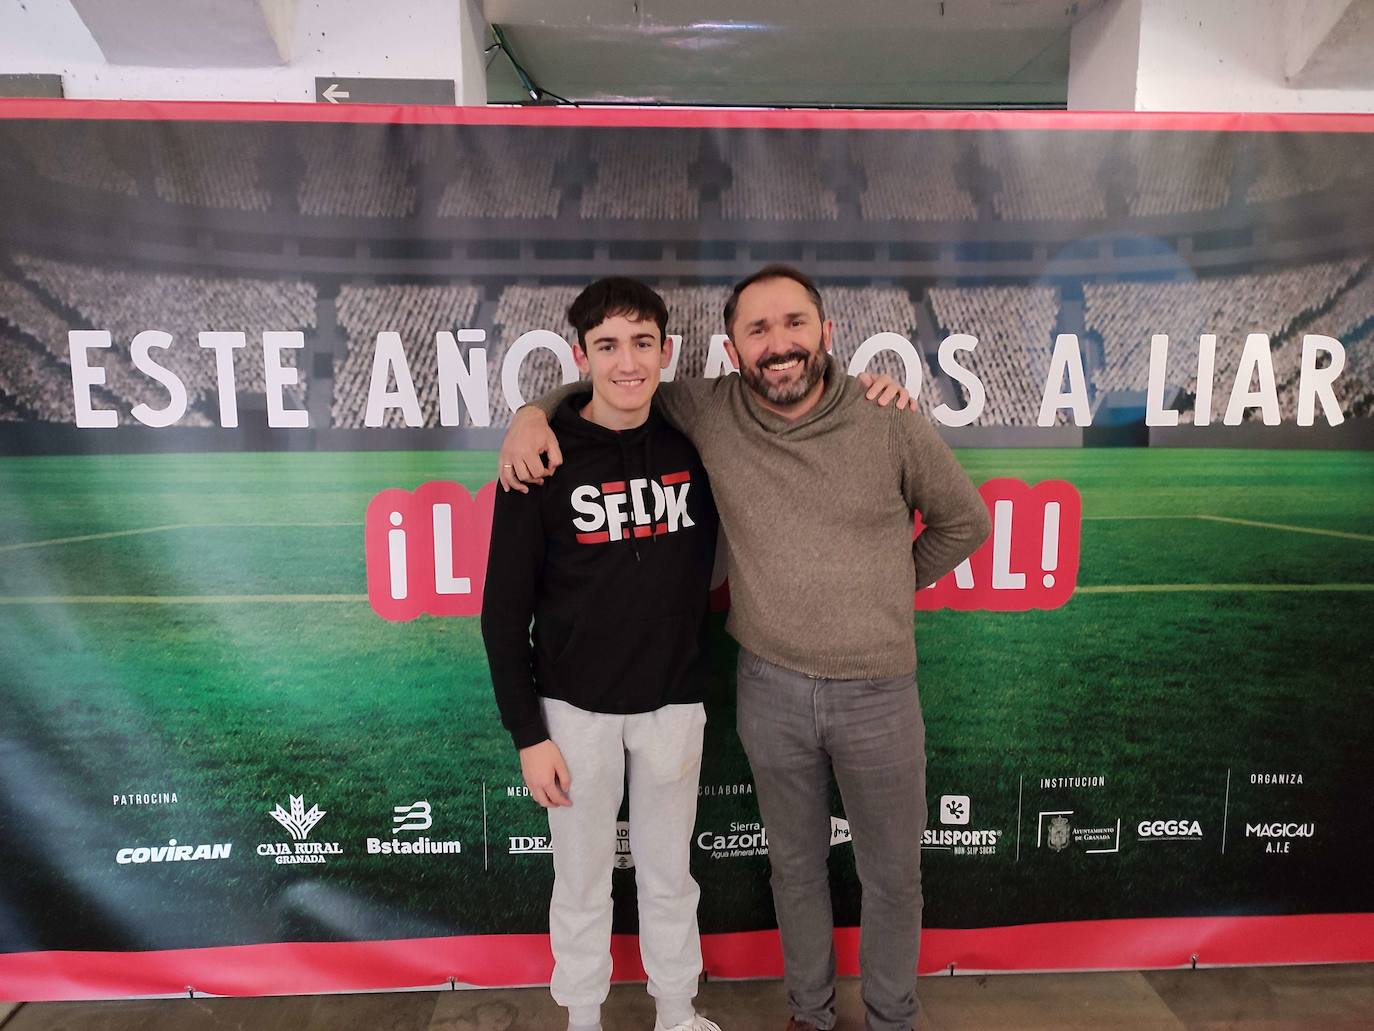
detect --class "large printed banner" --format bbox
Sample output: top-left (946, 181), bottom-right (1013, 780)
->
top-left (1, 101), bottom-right (1372, 1001)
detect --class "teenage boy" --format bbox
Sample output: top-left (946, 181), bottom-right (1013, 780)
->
top-left (481, 277), bottom-right (722, 1031)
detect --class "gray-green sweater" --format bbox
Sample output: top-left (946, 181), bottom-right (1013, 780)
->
top-left (534, 358), bottom-right (991, 679)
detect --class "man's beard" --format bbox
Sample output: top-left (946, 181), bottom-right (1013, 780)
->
top-left (740, 348), bottom-right (827, 406)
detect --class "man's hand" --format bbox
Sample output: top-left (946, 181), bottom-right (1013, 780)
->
top-left (519, 739), bottom-right (572, 807)
top-left (498, 407), bottom-right (564, 492)
top-left (856, 371), bottom-right (914, 410)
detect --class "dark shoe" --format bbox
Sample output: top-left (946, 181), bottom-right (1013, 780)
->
top-left (785, 1021), bottom-right (819, 1031)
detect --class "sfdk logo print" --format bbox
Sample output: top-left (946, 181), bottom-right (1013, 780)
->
top-left (571, 470), bottom-right (695, 544)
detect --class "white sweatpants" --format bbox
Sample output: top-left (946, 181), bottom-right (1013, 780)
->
top-left (543, 697), bottom-right (707, 1024)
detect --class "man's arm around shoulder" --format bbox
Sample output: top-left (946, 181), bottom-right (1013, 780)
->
top-left (893, 412), bottom-right (991, 589)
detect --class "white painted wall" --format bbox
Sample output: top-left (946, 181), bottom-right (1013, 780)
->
top-left (1070, 0), bottom-right (1374, 112)
top-left (0, 0), bottom-right (488, 104)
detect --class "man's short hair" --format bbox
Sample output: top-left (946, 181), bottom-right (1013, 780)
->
top-left (567, 277), bottom-right (669, 351)
top-left (722, 264), bottom-right (826, 337)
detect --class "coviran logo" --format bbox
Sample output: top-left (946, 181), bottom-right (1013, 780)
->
top-left (1136, 819), bottom-right (1203, 841)
top-left (257, 795), bottom-right (343, 865)
top-left (116, 839), bottom-right (231, 864)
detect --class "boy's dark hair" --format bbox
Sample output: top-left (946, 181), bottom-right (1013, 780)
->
top-left (722, 264), bottom-right (826, 336)
top-left (566, 277), bottom-right (669, 350)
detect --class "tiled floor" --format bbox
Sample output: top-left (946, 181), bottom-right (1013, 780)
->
top-left (3, 965), bottom-right (1372, 1030)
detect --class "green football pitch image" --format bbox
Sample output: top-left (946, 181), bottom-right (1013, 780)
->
top-left (1, 448), bottom-right (1371, 952)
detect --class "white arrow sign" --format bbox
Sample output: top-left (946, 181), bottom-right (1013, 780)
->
top-left (322, 83), bottom-right (350, 104)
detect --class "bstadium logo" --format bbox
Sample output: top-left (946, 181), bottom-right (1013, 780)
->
top-left (112, 792), bottom-right (178, 807)
top-left (366, 800), bottom-right (461, 857)
top-left (258, 794), bottom-right (343, 865)
top-left (1136, 818), bottom-right (1203, 842)
top-left (116, 839), bottom-right (231, 865)
top-left (509, 835), bottom-right (554, 855)
top-left (923, 794), bottom-right (1001, 857)
top-left (1246, 821), bottom-right (1315, 854)
top-left (393, 800), bottom-right (433, 832)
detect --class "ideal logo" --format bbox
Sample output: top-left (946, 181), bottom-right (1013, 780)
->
top-left (571, 471), bottom-right (695, 544)
top-left (393, 800), bottom-right (432, 832)
top-left (365, 481), bottom-right (497, 621)
top-left (510, 836), bottom-right (554, 855)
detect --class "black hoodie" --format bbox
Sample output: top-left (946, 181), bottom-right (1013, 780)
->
top-left (481, 396), bottom-right (718, 750)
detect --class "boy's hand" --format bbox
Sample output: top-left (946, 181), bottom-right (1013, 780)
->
top-left (498, 407), bottom-right (564, 492)
top-left (519, 739), bottom-right (572, 807)
top-left (856, 371), bottom-right (914, 410)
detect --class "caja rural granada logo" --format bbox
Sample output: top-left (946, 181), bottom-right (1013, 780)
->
top-left (365, 477), bottom-right (1081, 621)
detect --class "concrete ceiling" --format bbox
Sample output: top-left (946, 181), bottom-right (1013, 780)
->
top-left (480, 0), bottom-right (1111, 107)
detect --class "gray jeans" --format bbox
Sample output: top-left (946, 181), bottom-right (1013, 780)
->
top-left (736, 648), bottom-right (927, 1031)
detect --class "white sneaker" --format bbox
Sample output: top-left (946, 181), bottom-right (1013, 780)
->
top-left (654, 1016), bottom-right (722, 1031)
